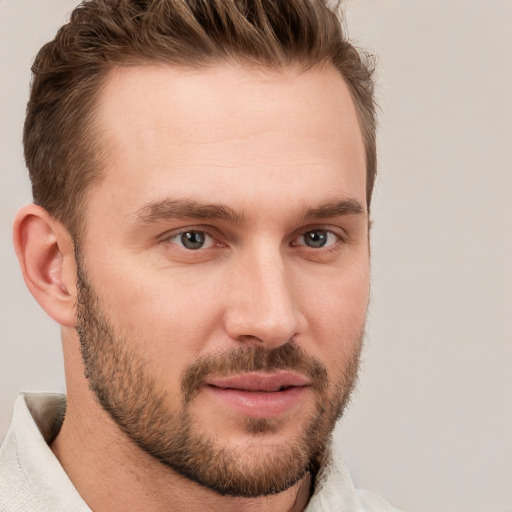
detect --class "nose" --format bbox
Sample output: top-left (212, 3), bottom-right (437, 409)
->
top-left (223, 247), bottom-right (307, 349)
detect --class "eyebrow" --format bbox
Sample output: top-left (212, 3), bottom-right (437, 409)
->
top-left (134, 197), bottom-right (365, 226)
top-left (134, 199), bottom-right (245, 225)
top-left (298, 198), bottom-right (365, 221)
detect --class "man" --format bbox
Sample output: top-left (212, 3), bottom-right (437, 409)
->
top-left (0, 0), bottom-right (397, 510)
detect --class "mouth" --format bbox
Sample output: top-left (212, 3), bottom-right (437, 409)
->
top-left (203, 371), bottom-right (311, 418)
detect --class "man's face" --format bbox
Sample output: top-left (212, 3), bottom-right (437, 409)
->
top-left (75, 63), bottom-right (369, 497)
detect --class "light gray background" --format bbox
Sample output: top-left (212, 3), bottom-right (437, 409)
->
top-left (1, 1), bottom-right (511, 511)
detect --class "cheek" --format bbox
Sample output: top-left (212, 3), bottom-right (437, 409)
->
top-left (91, 263), bottom-right (225, 379)
top-left (300, 262), bottom-right (369, 359)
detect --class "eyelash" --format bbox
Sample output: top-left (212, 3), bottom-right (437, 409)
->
top-left (164, 228), bottom-right (221, 250)
top-left (162, 226), bottom-right (346, 252)
top-left (291, 229), bottom-right (342, 249)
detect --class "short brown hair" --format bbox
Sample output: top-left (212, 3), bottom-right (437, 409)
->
top-left (24, 0), bottom-right (376, 236)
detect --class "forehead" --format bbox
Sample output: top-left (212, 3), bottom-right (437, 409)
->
top-left (89, 63), bottom-right (366, 224)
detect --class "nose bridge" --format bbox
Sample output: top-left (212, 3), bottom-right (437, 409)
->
top-left (225, 242), bottom-right (304, 347)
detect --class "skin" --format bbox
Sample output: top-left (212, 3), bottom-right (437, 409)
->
top-left (14, 62), bottom-right (369, 511)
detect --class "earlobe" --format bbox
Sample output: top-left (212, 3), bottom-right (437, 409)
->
top-left (13, 204), bottom-right (78, 328)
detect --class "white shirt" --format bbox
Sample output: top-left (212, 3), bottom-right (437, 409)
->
top-left (0, 393), bottom-right (399, 511)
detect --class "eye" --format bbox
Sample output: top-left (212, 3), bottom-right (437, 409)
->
top-left (168, 230), bottom-right (216, 250)
top-left (294, 229), bottom-right (339, 249)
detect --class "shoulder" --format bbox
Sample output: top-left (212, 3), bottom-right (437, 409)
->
top-left (1, 393), bottom-right (90, 512)
top-left (356, 489), bottom-right (403, 512)
top-left (306, 443), bottom-right (403, 512)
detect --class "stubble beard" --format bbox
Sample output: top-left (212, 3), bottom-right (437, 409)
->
top-left (75, 256), bottom-right (363, 498)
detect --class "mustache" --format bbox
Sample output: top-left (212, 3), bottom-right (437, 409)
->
top-left (181, 343), bottom-right (328, 403)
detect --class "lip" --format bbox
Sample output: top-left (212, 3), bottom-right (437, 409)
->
top-left (204, 371), bottom-right (311, 418)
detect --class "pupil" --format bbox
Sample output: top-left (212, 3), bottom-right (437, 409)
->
top-left (306, 231), bottom-right (327, 248)
top-left (181, 231), bottom-right (205, 250)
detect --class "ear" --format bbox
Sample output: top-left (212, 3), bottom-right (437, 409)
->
top-left (368, 218), bottom-right (372, 256)
top-left (13, 204), bottom-right (78, 328)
